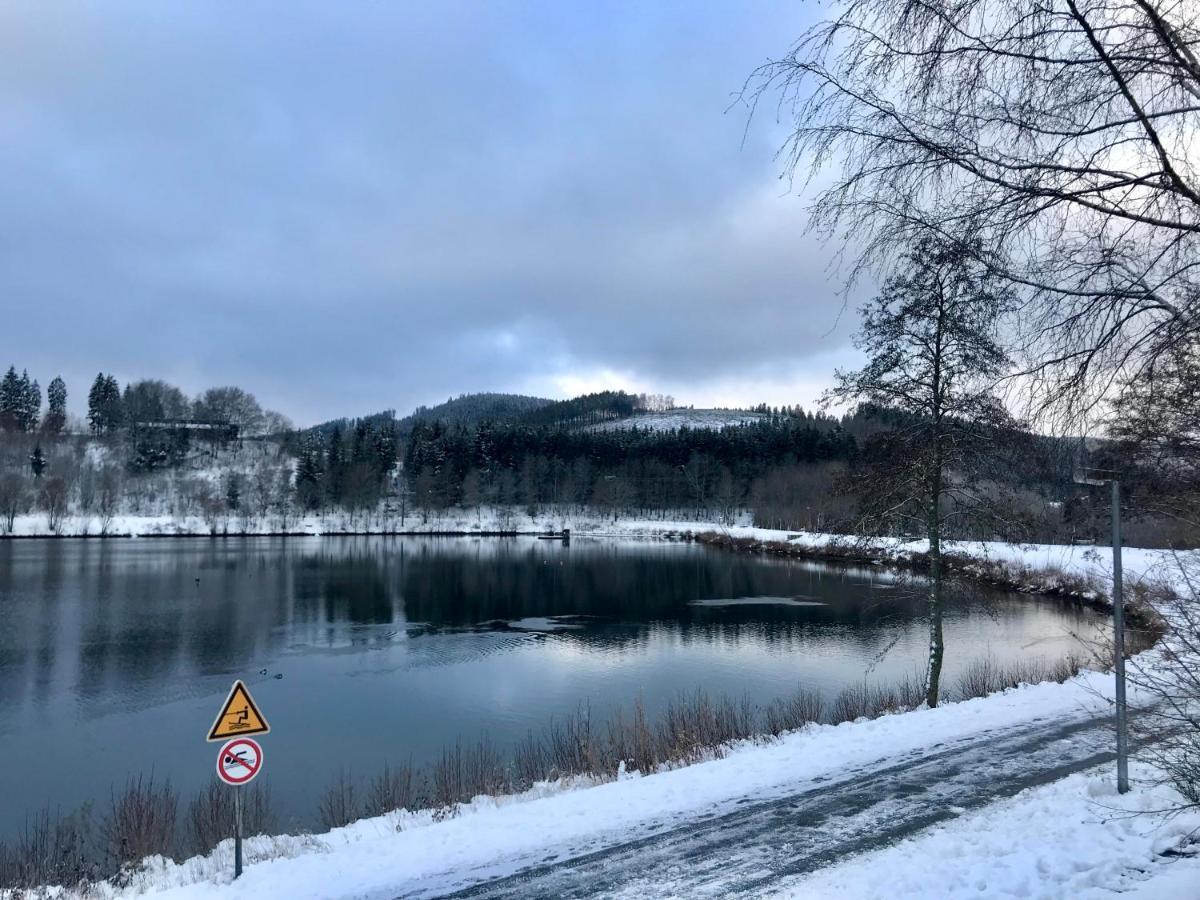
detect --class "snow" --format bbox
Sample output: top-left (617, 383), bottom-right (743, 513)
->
top-left (587, 409), bottom-right (766, 432)
top-left (38, 666), bottom-right (1198, 899)
top-left (776, 761), bottom-right (1200, 899)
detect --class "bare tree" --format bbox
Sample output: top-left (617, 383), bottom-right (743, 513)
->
top-left (39, 476), bottom-right (68, 533)
top-left (826, 236), bottom-right (1017, 706)
top-left (192, 386), bottom-right (265, 435)
top-left (748, 0), bottom-right (1200, 427)
top-left (1128, 556), bottom-right (1200, 810)
top-left (0, 472), bottom-right (27, 532)
top-left (97, 466), bottom-right (121, 535)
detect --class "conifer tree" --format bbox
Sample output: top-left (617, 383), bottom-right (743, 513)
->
top-left (18, 371), bottom-right (40, 432)
top-left (0, 367), bottom-right (21, 431)
top-left (29, 445), bottom-right (46, 479)
top-left (44, 376), bottom-right (67, 435)
top-left (87, 373), bottom-right (106, 434)
top-left (87, 373), bottom-right (124, 434)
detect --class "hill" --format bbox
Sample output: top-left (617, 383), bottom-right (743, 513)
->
top-left (402, 393), bottom-right (553, 430)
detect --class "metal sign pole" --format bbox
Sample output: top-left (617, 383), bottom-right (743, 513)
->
top-left (234, 784), bottom-right (244, 878)
top-left (1111, 479), bottom-right (1130, 794)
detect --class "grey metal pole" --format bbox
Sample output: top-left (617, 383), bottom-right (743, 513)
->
top-left (1111, 479), bottom-right (1130, 794)
top-left (234, 785), bottom-right (244, 878)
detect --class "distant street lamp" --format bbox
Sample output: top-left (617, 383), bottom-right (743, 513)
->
top-left (1075, 468), bottom-right (1130, 794)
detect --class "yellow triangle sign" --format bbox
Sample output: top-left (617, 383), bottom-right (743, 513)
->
top-left (207, 680), bottom-right (270, 742)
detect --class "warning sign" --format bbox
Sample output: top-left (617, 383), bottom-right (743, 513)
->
top-left (216, 738), bottom-right (263, 786)
top-left (207, 680), bottom-right (270, 742)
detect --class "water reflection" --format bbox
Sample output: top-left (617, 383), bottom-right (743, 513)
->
top-left (0, 536), bottom-right (1106, 838)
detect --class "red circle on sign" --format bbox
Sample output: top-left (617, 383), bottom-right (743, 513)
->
top-left (217, 738), bottom-right (263, 786)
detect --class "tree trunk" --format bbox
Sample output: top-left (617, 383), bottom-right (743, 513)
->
top-left (925, 470), bottom-right (945, 708)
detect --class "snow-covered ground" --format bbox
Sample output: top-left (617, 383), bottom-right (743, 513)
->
top-left (780, 758), bottom-right (1200, 900)
top-left (33, 666), bottom-right (1197, 899)
top-left (586, 408), bottom-right (766, 432)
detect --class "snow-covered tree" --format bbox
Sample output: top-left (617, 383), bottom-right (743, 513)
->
top-left (43, 376), bottom-right (67, 435)
top-left (0, 367), bottom-right (41, 432)
top-left (19, 371), bottom-right (40, 432)
top-left (0, 366), bottom-right (21, 432)
top-left (87, 373), bottom-right (123, 434)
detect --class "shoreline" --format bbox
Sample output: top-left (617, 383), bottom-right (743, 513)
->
top-left (2, 511), bottom-right (1181, 632)
top-left (686, 529), bottom-right (1169, 641)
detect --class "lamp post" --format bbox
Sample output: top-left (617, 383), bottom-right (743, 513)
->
top-left (1075, 468), bottom-right (1129, 794)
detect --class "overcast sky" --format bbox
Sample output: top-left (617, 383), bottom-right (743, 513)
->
top-left (0, 1), bottom-right (863, 426)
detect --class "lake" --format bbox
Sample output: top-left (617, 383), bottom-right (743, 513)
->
top-left (0, 536), bottom-right (1107, 838)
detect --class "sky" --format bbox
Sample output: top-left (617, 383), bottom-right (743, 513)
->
top-left (0, 1), bottom-right (863, 426)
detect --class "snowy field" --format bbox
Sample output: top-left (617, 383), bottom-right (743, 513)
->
top-left (29, 666), bottom-right (1197, 899)
top-left (586, 408), bottom-right (766, 432)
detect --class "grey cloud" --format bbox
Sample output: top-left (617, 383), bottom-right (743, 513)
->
top-left (0, 0), bottom-right (858, 424)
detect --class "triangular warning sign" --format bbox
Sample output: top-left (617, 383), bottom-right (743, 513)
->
top-left (207, 680), bottom-right (270, 742)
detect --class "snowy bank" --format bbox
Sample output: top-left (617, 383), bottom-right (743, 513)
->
top-left (4, 508), bottom-right (1191, 595)
top-left (24, 665), bottom-right (1195, 899)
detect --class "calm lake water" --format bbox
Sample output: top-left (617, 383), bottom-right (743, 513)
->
top-left (0, 536), bottom-right (1107, 837)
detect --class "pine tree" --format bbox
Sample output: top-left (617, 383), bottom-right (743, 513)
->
top-left (102, 375), bottom-right (123, 430)
top-left (44, 377), bottom-right (67, 435)
top-left (87, 373), bottom-right (107, 434)
top-left (18, 371), bottom-right (40, 432)
top-left (29, 445), bottom-right (46, 479)
top-left (0, 367), bottom-right (20, 432)
top-left (88, 373), bottom-right (123, 434)
top-left (295, 435), bottom-right (325, 510)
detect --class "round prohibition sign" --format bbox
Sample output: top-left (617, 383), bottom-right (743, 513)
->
top-left (217, 738), bottom-right (263, 786)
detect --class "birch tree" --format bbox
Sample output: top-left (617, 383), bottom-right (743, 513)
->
top-left (750, 0), bottom-right (1200, 428)
top-left (827, 237), bottom-right (1015, 706)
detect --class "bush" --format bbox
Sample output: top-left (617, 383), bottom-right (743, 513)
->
top-left (0, 804), bottom-right (96, 891)
top-left (431, 737), bottom-right (507, 810)
top-left (187, 780), bottom-right (274, 854)
top-left (364, 763), bottom-right (421, 817)
top-left (317, 769), bottom-right (359, 830)
top-left (101, 775), bottom-right (178, 867)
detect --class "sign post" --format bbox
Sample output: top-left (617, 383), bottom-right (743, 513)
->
top-left (215, 736), bottom-right (263, 878)
top-left (233, 781), bottom-right (244, 879)
top-left (1074, 468), bottom-right (1130, 794)
top-left (208, 680), bottom-right (270, 880)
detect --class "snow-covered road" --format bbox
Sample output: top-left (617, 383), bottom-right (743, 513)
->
top-left (414, 712), bottom-right (1118, 899)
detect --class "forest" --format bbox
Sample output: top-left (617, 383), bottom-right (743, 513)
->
top-left (1, 370), bottom-right (1186, 547)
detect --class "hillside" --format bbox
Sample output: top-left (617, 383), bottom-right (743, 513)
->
top-left (401, 393), bottom-right (553, 430)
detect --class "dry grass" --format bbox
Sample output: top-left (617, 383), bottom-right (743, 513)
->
top-left (317, 769), bottom-right (359, 831)
top-left (187, 780), bottom-right (275, 855)
top-left (101, 775), bottom-right (178, 868)
top-left (764, 688), bottom-right (823, 737)
top-left (954, 654), bottom-right (1086, 702)
top-left (605, 697), bottom-right (658, 774)
top-left (0, 805), bottom-right (96, 892)
top-left (364, 762), bottom-right (421, 818)
top-left (431, 737), bottom-right (507, 809)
